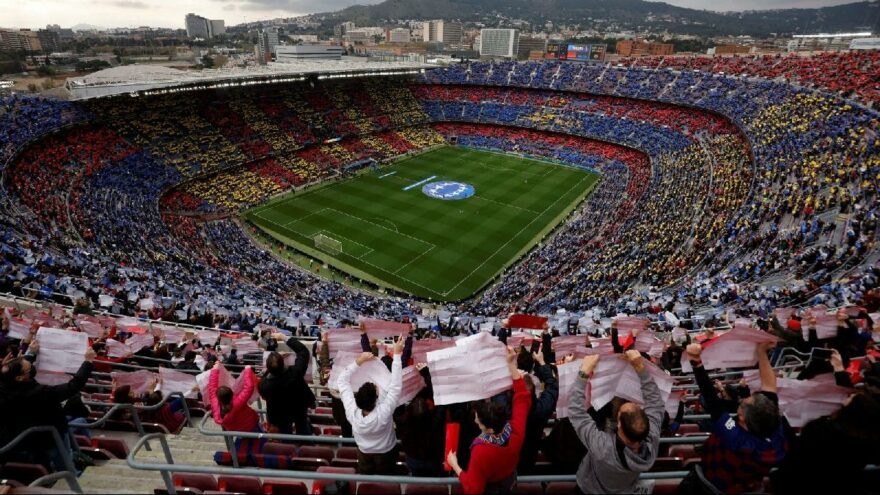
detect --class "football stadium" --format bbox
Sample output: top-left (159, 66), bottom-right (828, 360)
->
top-left (1, 12), bottom-right (880, 495)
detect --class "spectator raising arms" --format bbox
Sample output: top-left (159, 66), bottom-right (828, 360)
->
top-left (338, 335), bottom-right (404, 475)
top-left (207, 363), bottom-right (263, 459)
top-left (446, 347), bottom-right (532, 495)
top-left (569, 350), bottom-right (664, 494)
top-left (681, 342), bottom-right (789, 494)
top-left (258, 335), bottom-right (316, 435)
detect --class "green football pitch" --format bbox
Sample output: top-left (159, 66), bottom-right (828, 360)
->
top-left (244, 146), bottom-right (600, 302)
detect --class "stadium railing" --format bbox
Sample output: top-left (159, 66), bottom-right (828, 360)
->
top-left (0, 426), bottom-right (82, 493)
top-left (128, 432), bottom-right (691, 495)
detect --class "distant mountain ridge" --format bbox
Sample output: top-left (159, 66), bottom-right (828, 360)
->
top-left (319, 0), bottom-right (880, 37)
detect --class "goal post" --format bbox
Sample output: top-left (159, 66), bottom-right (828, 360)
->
top-left (314, 233), bottom-right (343, 255)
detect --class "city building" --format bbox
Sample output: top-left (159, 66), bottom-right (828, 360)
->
top-left (422, 20), bottom-right (464, 50)
top-left (615, 39), bottom-right (674, 57)
top-left (517, 36), bottom-right (547, 60)
top-left (388, 28), bottom-right (411, 43)
top-left (479, 28), bottom-right (519, 58)
top-left (255, 28), bottom-right (280, 64)
top-left (209, 20), bottom-right (225, 38)
top-left (334, 22), bottom-right (355, 38)
top-left (0, 29), bottom-right (43, 53)
top-left (185, 13), bottom-right (224, 39)
top-left (274, 45), bottom-right (345, 62)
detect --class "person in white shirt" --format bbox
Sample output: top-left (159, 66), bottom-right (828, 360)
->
top-left (338, 335), bottom-right (404, 474)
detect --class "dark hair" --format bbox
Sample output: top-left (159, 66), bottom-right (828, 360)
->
top-left (836, 393), bottom-right (880, 440)
top-left (380, 355), bottom-right (393, 371)
top-left (217, 385), bottom-right (234, 417)
top-left (355, 382), bottom-right (378, 411)
top-left (742, 393), bottom-right (780, 438)
top-left (517, 349), bottom-right (534, 373)
top-left (474, 399), bottom-right (509, 433)
top-left (113, 385), bottom-right (133, 404)
top-left (145, 391), bottom-right (163, 407)
top-left (2, 357), bottom-right (27, 384)
top-left (184, 350), bottom-right (197, 362)
top-left (619, 406), bottom-right (650, 443)
top-left (266, 352), bottom-right (285, 376)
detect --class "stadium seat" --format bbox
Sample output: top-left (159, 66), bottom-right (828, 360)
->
top-left (335, 447), bottom-right (358, 459)
top-left (650, 457), bottom-right (684, 472)
top-left (652, 479), bottom-right (684, 495)
top-left (357, 482), bottom-right (401, 495)
top-left (298, 446), bottom-right (334, 463)
top-left (668, 445), bottom-right (699, 460)
top-left (1, 463), bottom-right (49, 485)
top-left (404, 484), bottom-right (449, 495)
top-left (677, 424), bottom-right (702, 435)
top-left (173, 473), bottom-right (218, 492)
top-left (514, 483), bottom-right (543, 495)
top-left (545, 482), bottom-right (576, 495)
top-left (217, 475), bottom-right (262, 494)
top-left (330, 458), bottom-right (358, 469)
top-left (263, 443), bottom-right (299, 457)
top-left (289, 457), bottom-right (330, 471)
top-left (262, 479), bottom-right (308, 495)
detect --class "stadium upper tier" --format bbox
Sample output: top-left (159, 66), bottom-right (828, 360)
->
top-left (0, 54), bottom-right (878, 327)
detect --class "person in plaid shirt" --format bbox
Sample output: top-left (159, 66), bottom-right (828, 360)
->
top-left (683, 342), bottom-right (789, 494)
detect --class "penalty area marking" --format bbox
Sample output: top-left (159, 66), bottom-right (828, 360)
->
top-left (378, 171), bottom-right (397, 179)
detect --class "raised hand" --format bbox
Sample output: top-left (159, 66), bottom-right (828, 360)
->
top-left (392, 334), bottom-right (405, 355)
top-left (355, 351), bottom-right (375, 366)
top-left (580, 354), bottom-right (599, 376)
top-left (623, 349), bottom-right (645, 373)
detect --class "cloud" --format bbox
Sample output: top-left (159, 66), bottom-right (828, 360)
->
top-left (224, 0), bottom-right (384, 13)
top-left (96, 0), bottom-right (151, 7)
top-left (663, 0), bottom-right (858, 10)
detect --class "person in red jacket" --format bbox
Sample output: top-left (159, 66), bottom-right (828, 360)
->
top-left (208, 363), bottom-right (263, 458)
top-left (446, 347), bottom-right (532, 494)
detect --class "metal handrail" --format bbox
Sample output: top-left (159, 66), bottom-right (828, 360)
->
top-left (128, 433), bottom-right (690, 495)
top-left (0, 426), bottom-right (82, 493)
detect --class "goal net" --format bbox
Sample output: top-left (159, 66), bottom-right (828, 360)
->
top-left (314, 234), bottom-right (343, 255)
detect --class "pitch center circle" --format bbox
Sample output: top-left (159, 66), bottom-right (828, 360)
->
top-left (421, 181), bottom-right (475, 201)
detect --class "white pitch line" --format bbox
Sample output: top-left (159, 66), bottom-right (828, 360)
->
top-left (473, 195), bottom-right (541, 215)
top-left (393, 245), bottom-right (436, 275)
top-left (441, 174), bottom-right (591, 297)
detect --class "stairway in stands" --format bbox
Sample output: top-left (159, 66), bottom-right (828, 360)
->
top-left (78, 426), bottom-right (226, 494)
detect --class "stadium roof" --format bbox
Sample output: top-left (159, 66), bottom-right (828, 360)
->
top-left (65, 59), bottom-right (434, 100)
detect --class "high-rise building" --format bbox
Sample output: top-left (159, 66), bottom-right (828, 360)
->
top-left (0, 29), bottom-right (42, 53)
top-left (186, 13), bottom-right (224, 39)
top-left (208, 20), bottom-right (225, 38)
top-left (185, 13), bottom-right (210, 38)
top-left (334, 22), bottom-right (355, 38)
top-left (479, 29), bottom-right (519, 58)
top-left (422, 20), bottom-right (463, 50)
top-left (255, 28), bottom-right (280, 64)
top-left (517, 36), bottom-right (547, 60)
top-left (275, 45), bottom-right (345, 62)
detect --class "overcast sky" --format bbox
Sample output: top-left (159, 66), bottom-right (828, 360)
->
top-left (3, 0), bottom-right (862, 30)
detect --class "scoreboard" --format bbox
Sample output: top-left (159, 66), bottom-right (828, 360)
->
top-left (548, 43), bottom-right (607, 62)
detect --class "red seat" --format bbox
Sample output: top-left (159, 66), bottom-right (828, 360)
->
top-left (357, 482), bottom-right (401, 495)
top-left (652, 478), bottom-right (683, 495)
top-left (92, 437), bottom-right (130, 459)
top-left (79, 447), bottom-right (117, 461)
top-left (668, 444), bottom-right (699, 460)
top-left (1, 463), bottom-right (49, 485)
top-left (263, 443), bottom-right (299, 457)
top-left (262, 479), bottom-right (307, 495)
top-left (297, 446), bottom-right (333, 463)
top-left (74, 435), bottom-right (91, 447)
top-left (330, 458), bottom-right (358, 469)
top-left (173, 473), bottom-right (218, 492)
top-left (289, 457), bottom-right (329, 471)
top-left (313, 407), bottom-right (332, 415)
top-left (155, 489), bottom-right (203, 495)
top-left (218, 475), bottom-right (262, 494)
top-left (316, 466), bottom-right (356, 475)
top-left (335, 446), bottom-right (358, 459)
top-left (404, 484), bottom-right (449, 495)
top-left (650, 457), bottom-right (683, 472)
top-left (514, 483), bottom-right (543, 495)
top-left (545, 482), bottom-right (576, 495)
top-left (677, 424), bottom-right (702, 435)
top-left (321, 426), bottom-right (342, 436)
